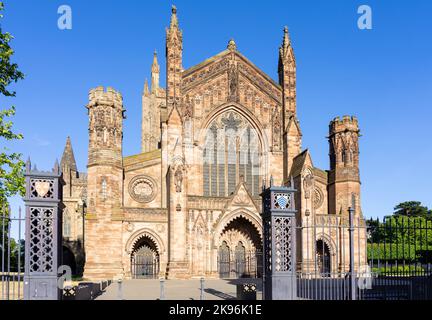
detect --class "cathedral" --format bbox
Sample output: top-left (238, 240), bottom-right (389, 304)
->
top-left (60, 6), bottom-right (365, 280)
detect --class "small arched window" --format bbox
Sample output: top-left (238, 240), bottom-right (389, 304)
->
top-left (101, 178), bottom-right (107, 200)
top-left (63, 209), bottom-right (71, 237)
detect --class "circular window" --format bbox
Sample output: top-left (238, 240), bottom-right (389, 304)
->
top-left (128, 175), bottom-right (158, 203)
top-left (313, 187), bottom-right (324, 210)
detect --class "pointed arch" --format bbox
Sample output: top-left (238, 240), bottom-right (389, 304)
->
top-left (198, 104), bottom-right (268, 197)
top-left (125, 228), bottom-right (166, 255)
top-left (213, 208), bottom-right (263, 247)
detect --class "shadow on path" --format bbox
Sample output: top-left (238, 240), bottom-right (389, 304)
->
top-left (204, 288), bottom-right (236, 300)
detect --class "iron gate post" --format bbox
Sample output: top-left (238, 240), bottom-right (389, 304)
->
top-left (261, 178), bottom-right (297, 300)
top-left (23, 159), bottom-right (64, 300)
top-left (348, 206), bottom-right (357, 300)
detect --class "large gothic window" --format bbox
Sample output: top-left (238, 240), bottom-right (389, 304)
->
top-left (203, 111), bottom-right (261, 197)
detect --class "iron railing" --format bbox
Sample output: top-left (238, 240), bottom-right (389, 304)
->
top-left (1, 205), bottom-right (24, 300)
top-left (294, 213), bottom-right (432, 300)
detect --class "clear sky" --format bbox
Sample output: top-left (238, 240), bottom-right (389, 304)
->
top-left (2, 0), bottom-right (432, 221)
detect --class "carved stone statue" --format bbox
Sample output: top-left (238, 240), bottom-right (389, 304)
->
top-left (175, 168), bottom-right (183, 193)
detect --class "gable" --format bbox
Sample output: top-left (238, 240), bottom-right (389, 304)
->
top-left (223, 180), bottom-right (260, 214)
top-left (290, 149), bottom-right (314, 177)
top-left (182, 50), bottom-right (282, 104)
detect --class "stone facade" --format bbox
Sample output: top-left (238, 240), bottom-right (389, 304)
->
top-left (61, 6), bottom-right (366, 281)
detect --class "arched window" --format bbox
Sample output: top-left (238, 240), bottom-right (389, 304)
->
top-left (63, 209), bottom-right (71, 237)
top-left (316, 240), bottom-right (331, 276)
top-left (101, 178), bottom-right (107, 200)
top-left (203, 111), bottom-right (261, 196)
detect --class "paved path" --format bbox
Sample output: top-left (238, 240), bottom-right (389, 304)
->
top-left (97, 279), bottom-right (262, 300)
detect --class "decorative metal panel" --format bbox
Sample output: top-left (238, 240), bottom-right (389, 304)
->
top-left (273, 216), bottom-right (293, 272)
top-left (272, 192), bottom-right (293, 210)
top-left (30, 178), bottom-right (55, 199)
top-left (264, 217), bottom-right (272, 273)
top-left (29, 207), bottom-right (54, 273)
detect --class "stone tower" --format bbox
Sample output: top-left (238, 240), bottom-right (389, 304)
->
top-left (328, 116), bottom-right (361, 215)
top-left (279, 27), bottom-right (302, 181)
top-left (84, 86), bottom-right (125, 280)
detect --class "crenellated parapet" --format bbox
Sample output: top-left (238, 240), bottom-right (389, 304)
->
top-left (329, 115), bottom-right (359, 135)
top-left (88, 86), bottom-right (123, 109)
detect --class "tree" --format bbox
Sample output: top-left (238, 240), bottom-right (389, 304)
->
top-left (0, 1), bottom-right (25, 209)
top-left (0, 2), bottom-right (25, 260)
top-left (393, 201), bottom-right (431, 218)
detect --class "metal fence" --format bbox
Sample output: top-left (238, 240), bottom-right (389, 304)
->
top-left (1, 206), bottom-right (25, 300)
top-left (295, 212), bottom-right (432, 300)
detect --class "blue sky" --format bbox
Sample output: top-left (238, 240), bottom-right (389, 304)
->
top-left (2, 0), bottom-right (432, 220)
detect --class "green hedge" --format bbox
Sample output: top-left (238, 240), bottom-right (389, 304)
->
top-left (367, 243), bottom-right (432, 261)
top-left (371, 265), bottom-right (427, 276)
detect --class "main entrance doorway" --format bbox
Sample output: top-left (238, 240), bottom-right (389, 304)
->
top-left (217, 216), bottom-right (262, 279)
top-left (131, 236), bottom-right (160, 279)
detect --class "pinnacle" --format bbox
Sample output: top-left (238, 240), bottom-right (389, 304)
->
top-left (227, 38), bottom-right (237, 51)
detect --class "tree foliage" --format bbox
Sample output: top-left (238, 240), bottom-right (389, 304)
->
top-left (393, 201), bottom-right (432, 218)
top-left (0, 1), bottom-right (25, 208)
top-left (367, 202), bottom-right (432, 264)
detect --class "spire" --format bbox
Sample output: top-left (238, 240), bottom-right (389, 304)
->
top-left (166, 4), bottom-right (182, 45)
top-left (151, 50), bottom-right (160, 74)
top-left (143, 78), bottom-right (149, 96)
top-left (61, 136), bottom-right (77, 171)
top-left (280, 26), bottom-right (292, 60)
top-left (151, 50), bottom-right (160, 93)
top-left (170, 5), bottom-right (179, 29)
top-left (283, 26), bottom-right (290, 49)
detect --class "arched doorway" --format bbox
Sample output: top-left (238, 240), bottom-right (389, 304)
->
top-left (218, 241), bottom-right (230, 278)
top-left (316, 239), bottom-right (331, 277)
top-left (131, 236), bottom-right (160, 279)
top-left (217, 216), bottom-right (262, 278)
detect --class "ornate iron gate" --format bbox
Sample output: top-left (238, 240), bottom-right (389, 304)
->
top-left (218, 241), bottom-right (262, 279)
top-left (235, 242), bottom-right (246, 277)
top-left (218, 241), bottom-right (230, 278)
top-left (131, 246), bottom-right (159, 279)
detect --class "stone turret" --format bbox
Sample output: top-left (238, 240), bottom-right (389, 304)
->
top-left (328, 115), bottom-right (361, 215)
top-left (87, 86), bottom-right (124, 168)
top-left (84, 86), bottom-right (125, 280)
